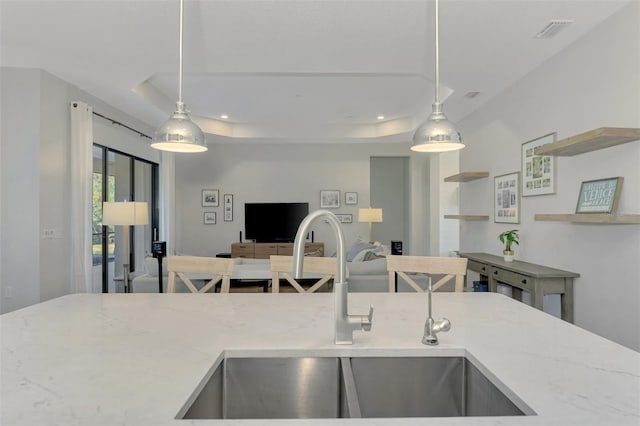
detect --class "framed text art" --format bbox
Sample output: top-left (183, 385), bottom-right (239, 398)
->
top-left (345, 192), bottom-right (358, 205)
top-left (204, 212), bottom-right (217, 225)
top-left (224, 194), bottom-right (233, 222)
top-left (335, 214), bottom-right (353, 224)
top-left (202, 189), bottom-right (219, 207)
top-left (320, 190), bottom-right (340, 208)
top-left (575, 177), bottom-right (623, 214)
top-left (522, 133), bottom-right (556, 197)
top-left (494, 172), bottom-right (520, 224)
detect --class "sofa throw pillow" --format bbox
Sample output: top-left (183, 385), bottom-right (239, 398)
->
top-left (346, 238), bottom-right (377, 262)
top-left (351, 245), bottom-right (384, 262)
top-left (363, 251), bottom-right (386, 262)
top-left (347, 257), bottom-right (387, 275)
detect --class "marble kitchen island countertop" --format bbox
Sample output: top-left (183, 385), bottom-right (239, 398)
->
top-left (1, 292), bottom-right (639, 426)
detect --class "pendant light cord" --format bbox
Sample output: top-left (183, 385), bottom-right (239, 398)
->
top-left (178, 0), bottom-right (184, 105)
top-left (434, 0), bottom-right (440, 104)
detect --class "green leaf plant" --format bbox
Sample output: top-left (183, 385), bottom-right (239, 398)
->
top-left (498, 229), bottom-right (519, 253)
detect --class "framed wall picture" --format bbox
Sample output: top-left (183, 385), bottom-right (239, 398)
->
top-left (202, 189), bottom-right (219, 207)
top-left (320, 190), bottom-right (340, 208)
top-left (224, 194), bottom-right (233, 222)
top-left (522, 133), bottom-right (556, 197)
top-left (335, 214), bottom-right (353, 224)
top-left (203, 212), bottom-right (217, 225)
top-left (345, 192), bottom-right (358, 205)
top-left (575, 177), bottom-right (623, 214)
top-left (494, 172), bottom-right (520, 224)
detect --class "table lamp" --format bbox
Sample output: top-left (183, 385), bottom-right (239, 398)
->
top-left (102, 201), bottom-right (149, 293)
top-left (358, 208), bottom-right (383, 243)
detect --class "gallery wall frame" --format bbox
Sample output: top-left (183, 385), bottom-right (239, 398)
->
top-left (494, 172), bottom-right (520, 224)
top-left (224, 194), bottom-right (233, 222)
top-left (202, 189), bottom-right (219, 207)
top-left (345, 192), bottom-right (358, 205)
top-left (320, 190), bottom-right (340, 208)
top-left (204, 212), bottom-right (217, 225)
top-left (522, 133), bottom-right (556, 197)
top-left (335, 214), bottom-right (353, 224)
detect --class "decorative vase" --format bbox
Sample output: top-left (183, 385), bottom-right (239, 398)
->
top-left (503, 250), bottom-right (514, 262)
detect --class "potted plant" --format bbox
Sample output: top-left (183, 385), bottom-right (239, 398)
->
top-left (498, 229), bottom-right (519, 262)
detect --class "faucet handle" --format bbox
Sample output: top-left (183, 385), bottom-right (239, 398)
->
top-left (362, 304), bottom-right (374, 331)
top-left (433, 317), bottom-right (451, 333)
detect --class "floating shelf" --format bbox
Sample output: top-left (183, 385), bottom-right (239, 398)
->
top-left (535, 127), bottom-right (640, 156)
top-left (444, 172), bottom-right (489, 182)
top-left (534, 213), bottom-right (640, 224)
top-left (444, 214), bottom-right (490, 221)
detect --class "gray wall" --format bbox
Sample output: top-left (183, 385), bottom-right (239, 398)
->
top-left (173, 143), bottom-right (434, 257)
top-left (0, 67), bottom-right (156, 314)
top-left (457, 3), bottom-right (640, 351)
top-left (1, 68), bottom-right (42, 311)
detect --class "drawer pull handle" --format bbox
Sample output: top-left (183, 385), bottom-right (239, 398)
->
top-left (521, 279), bottom-right (527, 284)
top-left (494, 271), bottom-right (499, 275)
top-left (481, 267), bottom-right (486, 271)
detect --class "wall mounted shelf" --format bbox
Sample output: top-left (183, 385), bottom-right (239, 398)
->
top-left (444, 214), bottom-right (489, 221)
top-left (535, 127), bottom-right (640, 156)
top-left (444, 172), bottom-right (489, 182)
top-left (534, 213), bottom-right (640, 224)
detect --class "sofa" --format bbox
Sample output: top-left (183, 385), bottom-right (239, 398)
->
top-left (130, 256), bottom-right (169, 293)
top-left (345, 238), bottom-right (460, 292)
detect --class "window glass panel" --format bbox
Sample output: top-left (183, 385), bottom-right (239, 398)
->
top-left (92, 146), bottom-right (104, 293)
top-left (92, 144), bottom-right (157, 293)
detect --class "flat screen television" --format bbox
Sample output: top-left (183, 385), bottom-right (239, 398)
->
top-left (244, 202), bottom-right (309, 243)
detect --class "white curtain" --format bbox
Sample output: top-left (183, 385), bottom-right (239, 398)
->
top-left (70, 102), bottom-right (93, 293)
top-left (159, 151), bottom-right (176, 255)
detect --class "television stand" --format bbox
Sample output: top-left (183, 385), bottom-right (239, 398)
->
top-left (231, 242), bottom-right (324, 259)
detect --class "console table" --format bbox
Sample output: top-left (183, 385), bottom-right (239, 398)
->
top-left (459, 252), bottom-right (579, 323)
top-left (231, 242), bottom-right (324, 259)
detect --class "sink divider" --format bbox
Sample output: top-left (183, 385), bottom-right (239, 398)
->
top-left (339, 357), bottom-right (362, 418)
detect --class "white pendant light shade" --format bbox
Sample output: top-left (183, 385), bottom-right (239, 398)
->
top-left (151, 102), bottom-right (207, 153)
top-left (411, 103), bottom-right (464, 152)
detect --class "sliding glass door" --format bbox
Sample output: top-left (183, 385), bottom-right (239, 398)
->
top-left (92, 145), bottom-right (158, 293)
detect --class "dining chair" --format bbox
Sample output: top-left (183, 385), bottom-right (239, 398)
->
top-left (166, 255), bottom-right (235, 293)
top-left (270, 255), bottom-right (337, 293)
top-left (386, 255), bottom-right (468, 292)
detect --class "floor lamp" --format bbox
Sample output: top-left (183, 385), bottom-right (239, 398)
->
top-left (102, 201), bottom-right (149, 293)
top-left (358, 208), bottom-right (383, 243)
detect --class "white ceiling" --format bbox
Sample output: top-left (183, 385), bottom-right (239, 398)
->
top-left (0, 0), bottom-right (632, 144)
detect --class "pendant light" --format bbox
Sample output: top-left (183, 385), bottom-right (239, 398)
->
top-left (151, 0), bottom-right (207, 153)
top-left (411, 0), bottom-right (464, 153)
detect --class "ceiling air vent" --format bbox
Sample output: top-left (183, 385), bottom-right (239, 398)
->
top-left (534, 20), bottom-right (574, 39)
top-left (465, 91), bottom-right (481, 99)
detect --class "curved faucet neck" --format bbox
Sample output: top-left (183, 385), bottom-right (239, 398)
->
top-left (292, 209), bottom-right (345, 283)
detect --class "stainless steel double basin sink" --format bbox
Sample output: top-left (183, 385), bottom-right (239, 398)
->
top-left (180, 353), bottom-right (534, 420)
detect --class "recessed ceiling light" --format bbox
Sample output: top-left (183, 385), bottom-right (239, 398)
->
top-left (220, 114), bottom-right (229, 119)
top-left (377, 115), bottom-right (385, 120)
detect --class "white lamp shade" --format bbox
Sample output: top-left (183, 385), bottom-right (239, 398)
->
top-left (102, 201), bottom-right (149, 226)
top-left (358, 208), bottom-right (383, 223)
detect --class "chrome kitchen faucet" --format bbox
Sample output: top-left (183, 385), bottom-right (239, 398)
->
top-left (292, 210), bottom-right (373, 344)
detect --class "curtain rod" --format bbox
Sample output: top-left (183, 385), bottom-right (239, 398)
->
top-left (92, 111), bottom-right (152, 140)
